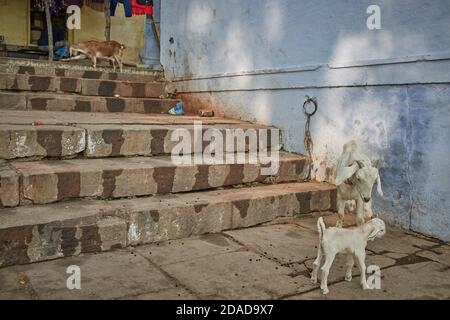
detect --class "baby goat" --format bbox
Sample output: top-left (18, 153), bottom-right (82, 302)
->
top-left (310, 217), bottom-right (386, 295)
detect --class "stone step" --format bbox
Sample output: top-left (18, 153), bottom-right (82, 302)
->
top-left (0, 124), bottom-right (86, 160)
top-left (1, 152), bottom-right (307, 207)
top-left (0, 123), bottom-right (280, 160)
top-left (0, 73), bottom-right (165, 98)
top-left (0, 182), bottom-right (336, 267)
top-left (0, 110), bottom-right (246, 126)
top-left (0, 57), bottom-right (162, 82)
top-left (0, 91), bottom-right (178, 114)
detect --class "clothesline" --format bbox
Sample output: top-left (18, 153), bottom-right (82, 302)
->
top-left (31, 0), bottom-right (153, 16)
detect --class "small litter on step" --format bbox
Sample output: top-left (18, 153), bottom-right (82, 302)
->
top-left (199, 109), bottom-right (214, 117)
top-left (168, 101), bottom-right (185, 115)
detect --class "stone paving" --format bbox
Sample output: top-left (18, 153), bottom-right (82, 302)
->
top-left (0, 212), bottom-right (449, 300)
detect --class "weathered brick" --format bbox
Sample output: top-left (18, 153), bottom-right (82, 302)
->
top-left (0, 125), bottom-right (85, 159)
top-left (11, 153), bottom-right (307, 205)
top-left (81, 79), bottom-right (164, 98)
top-left (10, 92), bottom-right (179, 114)
top-left (0, 64), bottom-right (161, 82)
top-left (0, 92), bottom-right (27, 110)
top-left (0, 167), bottom-right (19, 207)
top-left (0, 182), bottom-right (335, 267)
top-left (82, 124), bottom-right (279, 158)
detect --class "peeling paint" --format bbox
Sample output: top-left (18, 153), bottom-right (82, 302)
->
top-left (128, 222), bottom-right (141, 242)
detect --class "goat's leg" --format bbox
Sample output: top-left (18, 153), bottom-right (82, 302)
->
top-left (119, 57), bottom-right (123, 73)
top-left (355, 250), bottom-right (370, 290)
top-left (364, 200), bottom-right (373, 220)
top-left (311, 245), bottom-right (323, 284)
top-left (345, 254), bottom-right (354, 281)
top-left (336, 193), bottom-right (345, 227)
top-left (320, 253), bottom-right (335, 295)
top-left (110, 58), bottom-right (116, 72)
top-left (115, 56), bottom-right (120, 72)
top-left (91, 56), bottom-right (97, 69)
top-left (115, 55), bottom-right (123, 73)
top-left (356, 199), bottom-right (364, 226)
top-left (60, 54), bottom-right (87, 62)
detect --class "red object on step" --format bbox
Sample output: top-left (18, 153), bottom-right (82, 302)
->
top-left (132, 0), bottom-right (153, 15)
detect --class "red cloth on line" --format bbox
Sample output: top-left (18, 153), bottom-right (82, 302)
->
top-left (132, 0), bottom-right (153, 15)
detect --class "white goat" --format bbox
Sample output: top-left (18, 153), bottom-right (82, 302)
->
top-left (334, 140), bottom-right (383, 227)
top-left (311, 217), bottom-right (386, 294)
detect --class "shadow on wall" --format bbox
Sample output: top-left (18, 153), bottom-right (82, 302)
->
top-left (161, 0), bottom-right (450, 241)
top-left (163, 0), bottom-right (450, 78)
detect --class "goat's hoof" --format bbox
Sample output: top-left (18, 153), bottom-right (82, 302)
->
top-left (336, 221), bottom-right (343, 228)
top-left (362, 285), bottom-right (371, 290)
top-left (310, 277), bottom-right (317, 284)
top-left (321, 288), bottom-right (329, 295)
top-left (345, 275), bottom-right (352, 282)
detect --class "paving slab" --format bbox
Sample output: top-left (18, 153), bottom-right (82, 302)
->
top-left (417, 245), bottom-right (450, 266)
top-left (14, 249), bottom-right (175, 300)
top-left (119, 288), bottom-right (198, 300)
top-left (290, 261), bottom-right (450, 300)
top-left (0, 267), bottom-right (35, 300)
top-left (225, 224), bottom-right (319, 265)
top-left (293, 211), bottom-right (358, 230)
top-left (366, 227), bottom-right (439, 255)
top-left (159, 250), bottom-right (313, 299)
top-left (135, 234), bottom-right (243, 266)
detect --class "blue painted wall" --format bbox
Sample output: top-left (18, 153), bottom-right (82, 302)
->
top-left (141, 0), bottom-right (161, 68)
top-left (160, 0), bottom-right (450, 241)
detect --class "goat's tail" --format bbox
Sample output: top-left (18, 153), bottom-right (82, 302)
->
top-left (317, 217), bottom-right (326, 241)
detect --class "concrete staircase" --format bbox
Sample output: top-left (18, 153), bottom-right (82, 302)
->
top-left (0, 59), bottom-right (336, 268)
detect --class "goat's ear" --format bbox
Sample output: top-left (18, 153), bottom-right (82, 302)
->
top-left (376, 169), bottom-right (383, 197)
top-left (372, 159), bottom-right (380, 168)
top-left (367, 224), bottom-right (379, 241)
top-left (335, 163), bottom-right (359, 186)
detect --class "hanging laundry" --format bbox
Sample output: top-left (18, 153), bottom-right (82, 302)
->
top-left (110, 0), bottom-right (133, 17)
top-left (136, 0), bottom-right (152, 4)
top-left (64, 0), bottom-right (83, 7)
top-left (132, 0), bottom-right (153, 15)
top-left (32, 0), bottom-right (65, 14)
